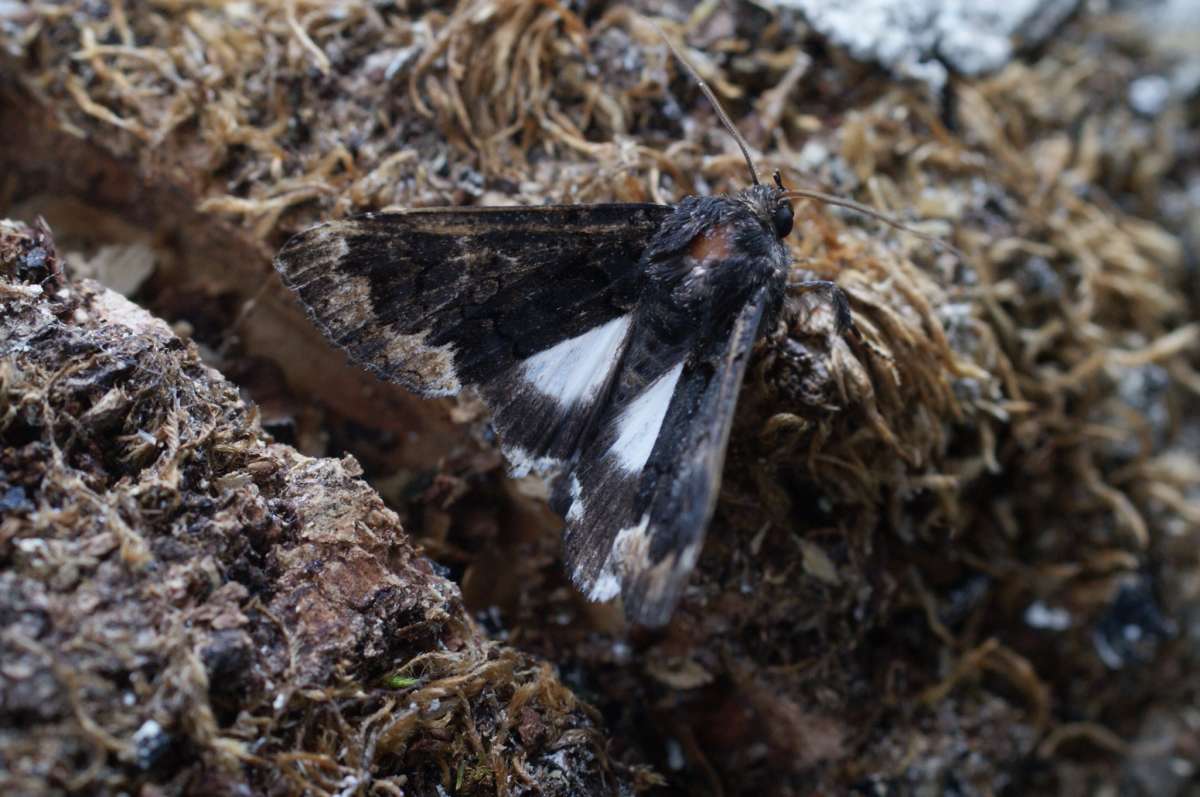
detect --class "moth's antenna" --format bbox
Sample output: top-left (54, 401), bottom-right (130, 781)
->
top-left (784, 186), bottom-right (966, 259)
top-left (655, 22), bottom-right (760, 186)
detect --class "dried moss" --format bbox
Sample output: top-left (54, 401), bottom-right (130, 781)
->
top-left (2, 1), bottom-right (1199, 795)
top-left (0, 220), bottom-right (624, 795)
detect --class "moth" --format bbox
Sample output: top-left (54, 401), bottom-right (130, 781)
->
top-left (274, 37), bottom-right (934, 626)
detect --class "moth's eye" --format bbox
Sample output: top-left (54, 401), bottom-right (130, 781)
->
top-left (772, 203), bottom-right (794, 238)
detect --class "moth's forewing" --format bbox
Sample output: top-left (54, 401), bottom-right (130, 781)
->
top-left (274, 204), bottom-right (669, 473)
top-left (559, 290), bottom-right (769, 626)
top-left (274, 205), bottom-right (669, 392)
top-left (624, 291), bottom-right (769, 624)
top-left (557, 189), bottom-right (790, 625)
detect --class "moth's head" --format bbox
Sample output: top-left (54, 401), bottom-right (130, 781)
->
top-left (769, 170), bottom-right (794, 238)
top-left (738, 171), bottom-right (795, 242)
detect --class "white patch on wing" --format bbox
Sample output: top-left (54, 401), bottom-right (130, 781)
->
top-left (504, 446), bottom-right (560, 479)
top-left (585, 514), bottom-right (651, 602)
top-left (678, 541), bottom-right (702, 572)
top-left (521, 315), bottom-right (631, 406)
top-left (566, 474), bottom-right (585, 523)
top-left (609, 363), bottom-right (684, 473)
top-left (587, 571), bottom-right (621, 602)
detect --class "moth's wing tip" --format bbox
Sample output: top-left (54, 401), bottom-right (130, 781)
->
top-left (566, 564), bottom-right (676, 629)
top-left (273, 220), bottom-right (357, 286)
top-left (565, 519), bottom-right (698, 628)
top-left (270, 218), bottom-right (466, 398)
top-left (620, 572), bottom-right (687, 628)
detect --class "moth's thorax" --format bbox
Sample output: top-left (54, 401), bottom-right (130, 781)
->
top-left (631, 187), bottom-right (791, 355)
top-left (647, 187), bottom-right (789, 270)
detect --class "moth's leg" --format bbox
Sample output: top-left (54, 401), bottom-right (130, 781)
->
top-left (790, 279), bottom-right (898, 363)
top-left (788, 279), bottom-right (859, 338)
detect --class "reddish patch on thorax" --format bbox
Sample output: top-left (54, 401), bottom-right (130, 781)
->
top-left (687, 223), bottom-right (736, 263)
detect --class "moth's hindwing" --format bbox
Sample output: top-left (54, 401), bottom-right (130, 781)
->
top-left (559, 288), bottom-right (770, 626)
top-left (274, 204), bottom-right (670, 474)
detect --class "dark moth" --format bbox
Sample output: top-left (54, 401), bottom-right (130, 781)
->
top-left (274, 43), bottom-right (862, 626)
